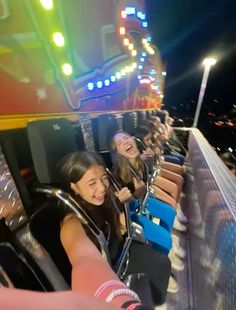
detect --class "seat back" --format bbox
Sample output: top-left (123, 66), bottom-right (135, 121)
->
top-left (29, 203), bottom-right (72, 285)
top-left (27, 118), bottom-right (77, 184)
top-left (0, 243), bottom-right (44, 290)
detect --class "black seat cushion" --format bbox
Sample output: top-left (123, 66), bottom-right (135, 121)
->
top-left (29, 203), bottom-right (72, 286)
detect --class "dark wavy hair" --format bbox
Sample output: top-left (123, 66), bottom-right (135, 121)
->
top-left (58, 151), bottom-right (122, 238)
top-left (58, 151), bottom-right (105, 191)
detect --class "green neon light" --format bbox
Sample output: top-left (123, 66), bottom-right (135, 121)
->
top-left (62, 63), bottom-right (73, 76)
top-left (39, 0), bottom-right (53, 10)
top-left (52, 32), bottom-right (65, 47)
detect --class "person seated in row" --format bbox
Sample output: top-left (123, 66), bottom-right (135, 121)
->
top-left (161, 111), bottom-right (187, 157)
top-left (0, 194), bottom-right (150, 308)
top-left (133, 126), bottom-right (187, 227)
top-left (110, 131), bottom-right (186, 231)
top-left (59, 151), bottom-right (172, 306)
top-left (109, 131), bottom-right (186, 271)
top-left (139, 118), bottom-right (184, 172)
top-left (133, 126), bottom-right (184, 205)
top-left (148, 116), bottom-right (185, 166)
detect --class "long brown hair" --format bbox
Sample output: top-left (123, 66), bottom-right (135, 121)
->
top-left (110, 131), bottom-right (145, 184)
top-left (58, 151), bottom-right (121, 237)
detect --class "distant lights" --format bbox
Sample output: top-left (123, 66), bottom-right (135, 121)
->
top-left (228, 147), bottom-right (233, 152)
top-left (138, 65), bottom-right (143, 70)
top-left (62, 63), bottom-right (73, 76)
top-left (123, 38), bottom-right (129, 46)
top-left (87, 82), bottom-right (94, 91)
top-left (121, 10), bottom-right (127, 19)
top-left (142, 21), bottom-right (148, 28)
top-left (140, 57), bottom-right (145, 62)
top-left (87, 62), bottom-right (137, 92)
top-left (162, 71), bottom-right (167, 76)
top-left (52, 32), bottom-right (65, 47)
top-left (97, 81), bottom-right (103, 89)
top-left (116, 72), bottom-right (122, 79)
top-left (151, 84), bottom-right (160, 91)
top-left (142, 38), bottom-right (155, 55)
top-left (125, 7), bottom-right (136, 15)
top-left (128, 43), bottom-right (134, 50)
top-left (39, 0), bottom-right (53, 10)
top-left (119, 27), bottom-right (126, 35)
top-left (140, 78), bottom-right (151, 84)
top-left (137, 11), bottom-right (146, 20)
top-left (131, 50), bottom-right (137, 56)
top-left (160, 94), bottom-right (164, 98)
top-left (104, 79), bottom-right (110, 86)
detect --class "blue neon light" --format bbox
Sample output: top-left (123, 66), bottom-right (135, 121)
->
top-left (126, 7), bottom-right (136, 15)
top-left (138, 65), bottom-right (143, 70)
top-left (142, 22), bottom-right (148, 28)
top-left (142, 52), bottom-right (147, 57)
top-left (87, 82), bottom-right (94, 91)
top-left (97, 81), bottom-right (103, 88)
top-left (110, 76), bottom-right (116, 82)
top-left (104, 79), bottom-right (110, 86)
top-left (140, 57), bottom-right (145, 62)
top-left (137, 11), bottom-right (146, 20)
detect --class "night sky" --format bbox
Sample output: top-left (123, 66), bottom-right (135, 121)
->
top-left (145, 0), bottom-right (236, 129)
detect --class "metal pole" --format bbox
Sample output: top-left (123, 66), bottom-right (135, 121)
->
top-left (193, 65), bottom-right (211, 127)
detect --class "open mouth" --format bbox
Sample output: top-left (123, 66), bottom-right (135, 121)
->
top-left (125, 144), bottom-right (134, 153)
top-left (95, 193), bottom-right (106, 200)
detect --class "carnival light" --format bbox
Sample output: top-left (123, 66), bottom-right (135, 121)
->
top-left (87, 82), bottom-right (94, 91)
top-left (162, 71), bottom-right (167, 76)
top-left (39, 0), bottom-right (53, 10)
top-left (121, 11), bottom-right (127, 19)
top-left (116, 72), bottom-right (122, 79)
top-left (52, 32), bottom-right (65, 47)
top-left (125, 7), bottom-right (136, 15)
top-left (120, 27), bottom-right (126, 35)
top-left (123, 38), bottom-right (129, 46)
top-left (140, 78), bottom-right (151, 84)
top-left (142, 22), bottom-right (148, 28)
top-left (137, 11), bottom-right (146, 20)
top-left (62, 63), bottom-right (73, 76)
top-left (104, 79), bottom-right (110, 86)
top-left (110, 76), bottom-right (116, 82)
top-left (97, 81), bottom-right (103, 88)
top-left (131, 50), bottom-right (137, 56)
top-left (128, 44), bottom-right (134, 50)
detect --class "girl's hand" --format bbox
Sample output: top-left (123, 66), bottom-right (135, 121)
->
top-left (133, 178), bottom-right (146, 197)
top-left (115, 187), bottom-right (132, 203)
top-left (140, 148), bottom-right (154, 161)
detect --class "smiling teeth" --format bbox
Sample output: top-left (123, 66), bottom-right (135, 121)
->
top-left (126, 145), bottom-right (132, 151)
